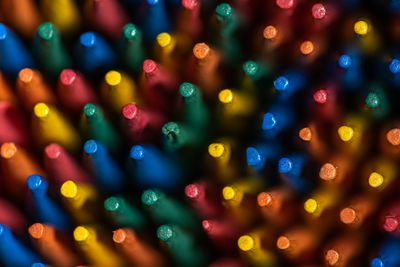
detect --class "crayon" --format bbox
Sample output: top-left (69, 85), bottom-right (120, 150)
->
top-left (27, 174), bottom-right (71, 229)
top-left (32, 103), bottom-right (81, 152)
top-left (129, 144), bottom-right (182, 190)
top-left (104, 196), bottom-right (145, 228)
top-left (0, 224), bottom-right (40, 267)
top-left (0, 23), bottom-right (34, 76)
top-left (29, 223), bottom-right (80, 267)
top-left (83, 0), bottom-right (128, 39)
top-left (76, 32), bottom-right (116, 74)
top-left (73, 225), bottom-right (124, 266)
top-left (142, 189), bottom-right (199, 229)
top-left (44, 143), bottom-right (92, 185)
top-left (57, 69), bottom-right (98, 114)
top-left (101, 70), bottom-right (138, 112)
top-left (0, 142), bottom-right (45, 199)
top-left (40, 0), bottom-right (80, 35)
top-left (81, 103), bottom-right (121, 151)
top-left (157, 224), bottom-right (207, 267)
top-left (121, 102), bottom-right (166, 143)
top-left (16, 68), bottom-right (55, 111)
top-left (33, 22), bottom-right (71, 77)
top-left (0, 101), bottom-right (30, 146)
top-left (113, 228), bottom-right (166, 267)
top-left (119, 23), bottom-right (146, 73)
top-left (83, 140), bottom-right (125, 193)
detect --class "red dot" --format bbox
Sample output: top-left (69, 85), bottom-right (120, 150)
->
top-left (276, 0), bottom-right (294, 9)
top-left (182, 0), bottom-right (199, 10)
top-left (45, 143), bottom-right (62, 159)
top-left (312, 3), bottom-right (326, 19)
top-left (185, 184), bottom-right (199, 198)
top-left (383, 216), bottom-right (399, 232)
top-left (121, 103), bottom-right (138, 120)
top-left (313, 89), bottom-right (328, 104)
top-left (143, 59), bottom-right (157, 74)
top-left (60, 69), bottom-right (77, 86)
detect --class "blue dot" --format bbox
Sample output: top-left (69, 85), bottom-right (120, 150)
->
top-left (32, 263), bottom-right (46, 267)
top-left (274, 76), bottom-right (289, 91)
top-left (0, 224), bottom-right (5, 235)
top-left (278, 158), bottom-right (293, 173)
top-left (262, 113), bottom-right (277, 130)
top-left (390, 59), bottom-right (400, 74)
top-left (371, 258), bottom-right (384, 267)
top-left (130, 145), bottom-right (144, 160)
top-left (147, 0), bottom-right (159, 4)
top-left (27, 175), bottom-right (44, 190)
top-left (246, 147), bottom-right (261, 166)
top-left (338, 54), bottom-right (351, 69)
top-left (80, 32), bottom-right (96, 48)
top-left (84, 140), bottom-right (98, 154)
top-left (0, 23), bottom-right (8, 40)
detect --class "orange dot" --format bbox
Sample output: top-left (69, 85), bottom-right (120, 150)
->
top-left (19, 68), bottom-right (34, 83)
top-left (319, 163), bottom-right (337, 181)
top-left (113, 229), bottom-right (127, 243)
top-left (263, 25), bottom-right (277, 40)
top-left (1, 143), bottom-right (17, 159)
top-left (325, 249), bottom-right (340, 265)
top-left (276, 236), bottom-right (290, 250)
top-left (340, 208), bottom-right (357, 224)
top-left (29, 223), bottom-right (44, 239)
top-left (193, 43), bottom-right (210, 59)
top-left (257, 192), bottom-right (272, 207)
top-left (387, 128), bottom-right (400, 146)
top-left (300, 41), bottom-right (314, 55)
top-left (299, 127), bottom-right (312, 141)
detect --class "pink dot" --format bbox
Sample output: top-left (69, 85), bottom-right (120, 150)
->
top-left (185, 184), bottom-right (199, 198)
top-left (312, 3), bottom-right (326, 19)
top-left (143, 59), bottom-right (157, 74)
top-left (383, 216), bottom-right (399, 232)
top-left (202, 220), bottom-right (211, 230)
top-left (121, 103), bottom-right (138, 120)
top-left (313, 89), bottom-right (328, 104)
top-left (45, 143), bottom-right (62, 159)
top-left (60, 69), bottom-right (77, 86)
top-left (182, 0), bottom-right (199, 10)
top-left (276, 0), bottom-right (294, 9)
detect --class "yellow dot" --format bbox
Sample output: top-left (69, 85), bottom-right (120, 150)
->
top-left (304, 198), bottom-right (318, 213)
top-left (219, 89), bottom-right (233, 104)
top-left (74, 226), bottom-right (89, 241)
top-left (34, 103), bottom-right (50, 119)
top-left (369, 172), bottom-right (384, 188)
top-left (105, 70), bottom-right (122, 86)
top-left (222, 186), bottom-right (236, 200)
top-left (338, 126), bottom-right (354, 142)
top-left (208, 143), bottom-right (225, 158)
top-left (354, 20), bottom-right (369, 35)
top-left (157, 32), bottom-right (172, 47)
top-left (60, 180), bottom-right (78, 198)
top-left (238, 235), bottom-right (254, 251)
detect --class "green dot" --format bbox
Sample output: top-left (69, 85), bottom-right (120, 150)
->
top-left (162, 122), bottom-right (180, 136)
top-left (179, 82), bottom-right (197, 98)
top-left (123, 23), bottom-right (139, 40)
top-left (366, 92), bottom-right (380, 108)
top-left (216, 3), bottom-right (232, 18)
top-left (157, 225), bottom-right (173, 241)
top-left (38, 22), bottom-right (55, 41)
top-left (104, 197), bottom-right (121, 212)
top-left (142, 189), bottom-right (161, 205)
top-left (83, 103), bottom-right (98, 117)
top-left (243, 61), bottom-right (259, 76)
